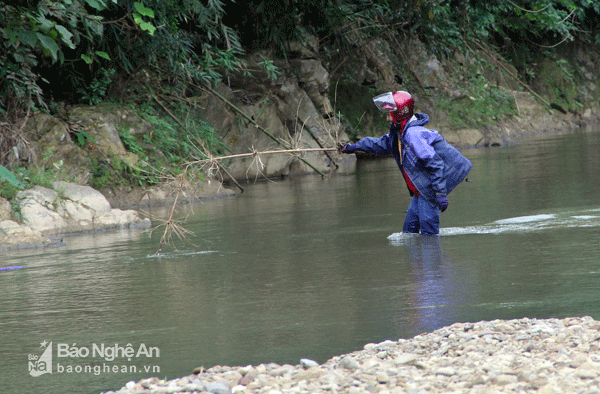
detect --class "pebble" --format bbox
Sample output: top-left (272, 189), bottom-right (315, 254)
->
top-left (101, 316), bottom-right (600, 394)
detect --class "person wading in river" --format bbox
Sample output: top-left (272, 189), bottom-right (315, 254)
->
top-left (339, 91), bottom-right (472, 235)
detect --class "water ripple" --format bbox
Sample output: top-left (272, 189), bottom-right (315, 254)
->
top-left (389, 209), bottom-right (600, 239)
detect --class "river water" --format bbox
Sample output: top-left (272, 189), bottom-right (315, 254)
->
top-left (2, 128), bottom-right (600, 394)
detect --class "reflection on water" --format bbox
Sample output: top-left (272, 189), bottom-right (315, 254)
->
top-left (394, 235), bottom-right (454, 332)
top-left (2, 129), bottom-right (600, 394)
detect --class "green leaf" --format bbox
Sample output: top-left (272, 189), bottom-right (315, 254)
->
top-left (55, 25), bottom-right (75, 49)
top-left (0, 65), bottom-right (7, 80)
top-left (18, 30), bottom-right (38, 48)
top-left (81, 54), bottom-right (93, 64)
top-left (34, 15), bottom-right (55, 34)
top-left (134, 2), bottom-right (155, 18)
top-left (84, 0), bottom-right (105, 11)
top-left (5, 28), bottom-right (18, 44)
top-left (95, 51), bottom-right (111, 60)
top-left (83, 16), bottom-right (104, 38)
top-left (0, 165), bottom-right (25, 190)
top-left (140, 22), bottom-right (156, 35)
top-left (133, 13), bottom-right (143, 25)
top-left (36, 33), bottom-right (59, 63)
top-left (76, 131), bottom-right (96, 146)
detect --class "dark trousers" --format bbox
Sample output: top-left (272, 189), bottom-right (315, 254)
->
top-left (403, 195), bottom-right (440, 235)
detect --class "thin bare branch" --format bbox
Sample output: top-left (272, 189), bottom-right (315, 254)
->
top-left (506, 0), bottom-right (551, 13)
top-left (188, 147), bottom-right (337, 166)
top-left (199, 83), bottom-right (328, 177)
top-left (151, 172), bottom-right (198, 256)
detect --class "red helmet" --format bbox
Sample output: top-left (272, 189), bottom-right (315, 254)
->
top-left (373, 91), bottom-right (414, 124)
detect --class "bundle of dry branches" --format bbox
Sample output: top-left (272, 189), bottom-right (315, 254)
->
top-left (148, 87), bottom-right (347, 256)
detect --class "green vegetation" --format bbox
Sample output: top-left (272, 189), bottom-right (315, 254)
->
top-left (0, 165), bottom-right (64, 200)
top-left (434, 63), bottom-right (520, 129)
top-left (537, 58), bottom-right (583, 113)
top-left (0, 165), bottom-right (24, 189)
top-left (137, 105), bottom-right (225, 164)
top-left (79, 68), bottom-right (116, 106)
top-left (1, 0), bottom-right (599, 192)
top-left (73, 131), bottom-right (97, 148)
top-left (3, 0), bottom-right (597, 117)
top-left (83, 102), bottom-right (223, 189)
top-left (0, 165), bottom-right (24, 200)
top-left (89, 156), bottom-right (130, 190)
top-left (331, 83), bottom-right (386, 140)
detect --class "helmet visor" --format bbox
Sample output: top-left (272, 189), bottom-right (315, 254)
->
top-left (373, 92), bottom-right (397, 112)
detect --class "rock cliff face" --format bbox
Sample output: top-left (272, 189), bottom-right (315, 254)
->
top-left (196, 53), bottom-right (348, 181)
top-left (18, 106), bottom-right (147, 185)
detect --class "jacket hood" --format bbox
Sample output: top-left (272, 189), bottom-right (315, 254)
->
top-left (406, 112), bottom-right (430, 128)
top-left (389, 113), bottom-right (429, 138)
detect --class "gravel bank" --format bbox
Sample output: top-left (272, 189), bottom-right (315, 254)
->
top-left (103, 316), bottom-right (600, 394)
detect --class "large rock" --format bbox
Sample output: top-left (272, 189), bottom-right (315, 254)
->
top-left (16, 186), bottom-right (68, 232)
top-left (2, 181), bottom-right (153, 250)
top-left (52, 181), bottom-right (111, 212)
top-left (443, 128), bottom-right (485, 147)
top-left (20, 106), bottom-right (143, 185)
top-left (198, 53), bottom-right (348, 180)
top-left (68, 106), bottom-right (137, 165)
top-left (14, 181), bottom-right (151, 237)
top-left (0, 198), bottom-right (12, 220)
top-left (21, 113), bottom-right (92, 182)
top-left (290, 59), bottom-right (334, 114)
top-left (0, 219), bottom-right (53, 249)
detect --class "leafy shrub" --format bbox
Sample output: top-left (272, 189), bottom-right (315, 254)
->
top-left (78, 68), bottom-right (116, 106)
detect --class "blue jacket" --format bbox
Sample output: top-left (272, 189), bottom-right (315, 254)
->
top-left (349, 113), bottom-right (472, 207)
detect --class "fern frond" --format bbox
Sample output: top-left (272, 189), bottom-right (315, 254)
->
top-left (0, 166), bottom-right (25, 190)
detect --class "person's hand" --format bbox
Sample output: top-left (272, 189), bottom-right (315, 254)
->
top-left (436, 194), bottom-right (449, 212)
top-left (339, 143), bottom-right (356, 154)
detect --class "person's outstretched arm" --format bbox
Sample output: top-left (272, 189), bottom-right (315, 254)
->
top-left (341, 134), bottom-right (394, 156)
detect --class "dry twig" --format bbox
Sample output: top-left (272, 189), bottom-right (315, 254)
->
top-left (150, 170), bottom-right (198, 256)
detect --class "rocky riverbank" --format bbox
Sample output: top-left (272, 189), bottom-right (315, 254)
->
top-left (0, 178), bottom-right (237, 251)
top-left (102, 316), bottom-right (600, 394)
top-left (0, 181), bottom-right (151, 251)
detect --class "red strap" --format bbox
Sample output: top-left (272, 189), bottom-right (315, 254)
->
top-left (396, 124), bottom-right (419, 195)
top-left (402, 168), bottom-right (420, 195)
